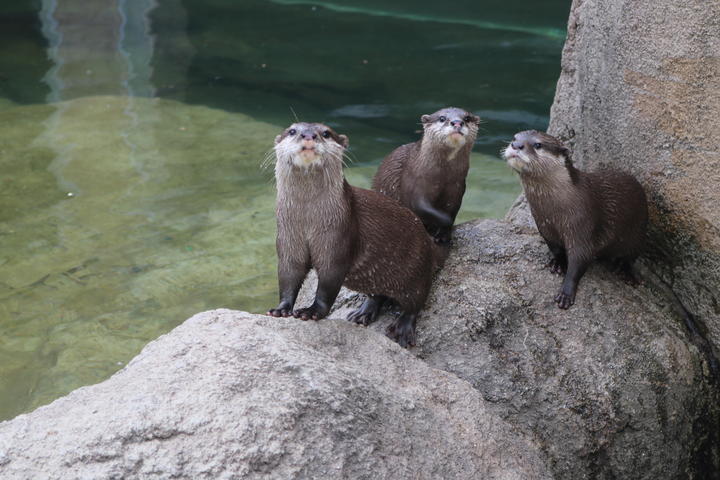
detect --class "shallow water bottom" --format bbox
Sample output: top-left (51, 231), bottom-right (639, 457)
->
top-left (0, 95), bottom-right (520, 420)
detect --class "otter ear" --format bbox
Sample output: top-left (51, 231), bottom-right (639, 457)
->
top-left (471, 114), bottom-right (480, 124)
top-left (274, 134), bottom-right (282, 145)
top-left (421, 114), bottom-right (431, 124)
top-left (338, 134), bottom-right (349, 148)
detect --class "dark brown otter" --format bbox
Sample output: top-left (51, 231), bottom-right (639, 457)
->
top-left (372, 107), bottom-right (481, 244)
top-left (266, 122), bottom-right (444, 347)
top-left (504, 130), bottom-right (648, 309)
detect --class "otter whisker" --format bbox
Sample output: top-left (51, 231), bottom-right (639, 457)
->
top-left (289, 106), bottom-right (301, 123)
top-left (261, 149), bottom-right (278, 171)
top-left (341, 151), bottom-right (356, 168)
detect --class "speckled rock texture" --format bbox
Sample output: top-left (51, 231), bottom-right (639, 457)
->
top-left (0, 309), bottom-right (551, 480)
top-left (298, 212), bottom-right (720, 479)
top-left (547, 0), bottom-right (720, 352)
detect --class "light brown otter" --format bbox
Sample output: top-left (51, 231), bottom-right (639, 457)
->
top-left (372, 107), bottom-right (481, 244)
top-left (503, 130), bottom-right (648, 309)
top-left (266, 122), bottom-right (445, 347)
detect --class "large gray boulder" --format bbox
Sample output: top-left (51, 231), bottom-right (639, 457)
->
top-left (548, 0), bottom-right (720, 351)
top-left (299, 211), bottom-right (720, 479)
top-left (0, 309), bottom-right (551, 480)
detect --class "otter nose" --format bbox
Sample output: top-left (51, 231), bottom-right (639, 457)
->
top-left (511, 141), bottom-right (524, 150)
top-left (301, 132), bottom-right (317, 140)
top-left (450, 120), bottom-right (464, 128)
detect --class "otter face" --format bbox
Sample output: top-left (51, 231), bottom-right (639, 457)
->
top-left (421, 107), bottom-right (480, 149)
top-left (503, 130), bottom-right (569, 174)
top-left (274, 122), bottom-right (349, 170)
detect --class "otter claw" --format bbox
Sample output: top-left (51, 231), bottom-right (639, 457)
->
top-left (386, 323), bottom-right (416, 348)
top-left (618, 268), bottom-right (641, 287)
top-left (347, 298), bottom-right (383, 326)
top-left (434, 236), bottom-right (453, 246)
top-left (347, 310), bottom-right (374, 326)
top-left (292, 306), bottom-right (327, 321)
top-left (546, 259), bottom-right (567, 275)
top-left (268, 304), bottom-right (293, 317)
top-left (385, 313), bottom-right (417, 348)
top-left (554, 291), bottom-right (575, 309)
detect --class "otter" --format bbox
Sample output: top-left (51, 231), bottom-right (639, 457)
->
top-left (503, 130), bottom-right (648, 309)
top-left (372, 107), bottom-right (481, 244)
top-left (266, 122), bottom-right (444, 347)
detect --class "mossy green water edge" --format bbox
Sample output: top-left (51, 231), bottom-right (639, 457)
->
top-left (0, 95), bottom-right (519, 420)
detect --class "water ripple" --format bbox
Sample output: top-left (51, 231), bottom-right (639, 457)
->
top-left (268, 0), bottom-right (566, 39)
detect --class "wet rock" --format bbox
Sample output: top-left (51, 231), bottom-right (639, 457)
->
top-left (299, 215), bottom-right (720, 479)
top-left (0, 309), bottom-right (551, 480)
top-left (548, 0), bottom-right (720, 352)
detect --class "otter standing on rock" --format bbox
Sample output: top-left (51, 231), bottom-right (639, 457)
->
top-left (266, 122), bottom-right (444, 347)
top-left (503, 130), bottom-right (648, 309)
top-left (373, 107), bottom-right (480, 244)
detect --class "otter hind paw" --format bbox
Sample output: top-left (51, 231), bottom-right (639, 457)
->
top-left (292, 305), bottom-right (328, 321)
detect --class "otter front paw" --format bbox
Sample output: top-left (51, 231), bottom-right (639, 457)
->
top-left (386, 316), bottom-right (417, 348)
top-left (554, 290), bottom-right (575, 309)
top-left (433, 232), bottom-right (452, 246)
top-left (347, 309), bottom-right (375, 326)
top-left (621, 272), bottom-right (641, 287)
top-left (267, 302), bottom-right (293, 317)
top-left (547, 257), bottom-right (567, 275)
top-left (292, 304), bottom-right (329, 321)
top-left (617, 265), bottom-right (641, 287)
top-left (347, 297), bottom-right (383, 326)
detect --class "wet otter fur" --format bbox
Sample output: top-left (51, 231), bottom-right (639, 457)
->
top-left (504, 130), bottom-right (648, 309)
top-left (373, 107), bottom-right (480, 244)
top-left (267, 122), bottom-right (444, 347)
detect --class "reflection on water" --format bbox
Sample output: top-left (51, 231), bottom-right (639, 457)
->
top-left (268, 0), bottom-right (566, 38)
top-left (0, 0), bottom-right (567, 420)
top-left (0, 97), bottom-right (280, 420)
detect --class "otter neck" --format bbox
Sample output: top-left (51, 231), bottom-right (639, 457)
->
top-left (275, 158), bottom-right (346, 211)
top-left (418, 136), bottom-right (469, 165)
top-left (520, 164), bottom-right (573, 201)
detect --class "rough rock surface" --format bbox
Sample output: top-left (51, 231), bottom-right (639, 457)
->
top-left (298, 213), bottom-right (720, 479)
top-left (547, 0), bottom-right (720, 351)
top-left (0, 309), bottom-right (551, 480)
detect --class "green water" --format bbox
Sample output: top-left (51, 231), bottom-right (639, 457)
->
top-left (0, 0), bottom-right (569, 420)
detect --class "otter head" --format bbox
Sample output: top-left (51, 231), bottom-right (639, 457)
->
top-left (503, 130), bottom-right (571, 175)
top-left (421, 107), bottom-right (480, 149)
top-left (274, 122), bottom-right (349, 170)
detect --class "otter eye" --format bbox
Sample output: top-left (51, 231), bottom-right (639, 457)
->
top-left (464, 115), bottom-right (472, 123)
top-left (533, 143), bottom-right (542, 149)
top-left (322, 130), bottom-right (331, 139)
top-left (288, 128), bottom-right (297, 136)
top-left (438, 116), bottom-right (447, 122)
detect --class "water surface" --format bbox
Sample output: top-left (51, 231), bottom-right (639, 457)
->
top-left (0, 0), bottom-right (569, 420)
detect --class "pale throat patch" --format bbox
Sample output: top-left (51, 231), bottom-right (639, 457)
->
top-left (445, 132), bottom-right (466, 149)
top-left (503, 146), bottom-right (529, 173)
top-left (297, 148), bottom-right (320, 166)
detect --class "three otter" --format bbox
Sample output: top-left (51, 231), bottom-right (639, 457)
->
top-left (265, 120), bottom-right (649, 346)
top-left (267, 122), bottom-right (444, 347)
top-left (504, 130), bottom-right (648, 309)
top-left (373, 107), bottom-right (480, 244)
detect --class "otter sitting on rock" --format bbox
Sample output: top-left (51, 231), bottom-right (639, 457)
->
top-left (267, 122), bottom-right (445, 347)
top-left (373, 107), bottom-right (481, 245)
top-left (503, 130), bottom-right (648, 309)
